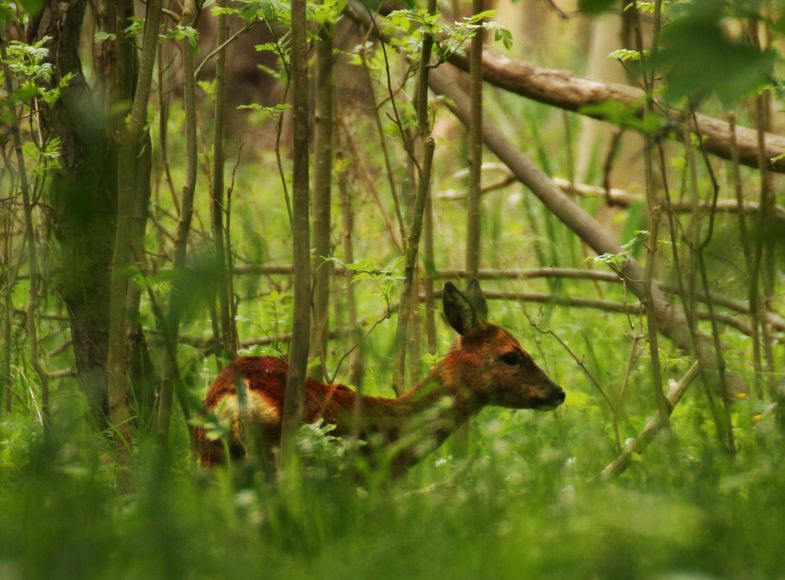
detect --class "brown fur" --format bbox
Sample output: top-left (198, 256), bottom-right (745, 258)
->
top-left (196, 282), bottom-right (565, 471)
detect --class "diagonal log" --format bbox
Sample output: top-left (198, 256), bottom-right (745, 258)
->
top-left (447, 51), bottom-right (785, 173)
top-left (601, 362), bottom-right (701, 479)
top-left (427, 67), bottom-right (747, 397)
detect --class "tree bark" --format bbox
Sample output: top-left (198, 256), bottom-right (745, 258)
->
top-left (106, 0), bottom-right (163, 456)
top-left (310, 20), bottom-right (335, 383)
top-left (210, 0), bottom-right (237, 363)
top-left (281, 0), bottom-right (311, 465)
top-left (33, 0), bottom-right (115, 426)
top-left (337, 155), bottom-right (365, 389)
top-left (465, 1), bottom-right (483, 277)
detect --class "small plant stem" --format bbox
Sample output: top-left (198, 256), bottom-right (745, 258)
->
top-left (0, 38), bottom-right (49, 425)
top-left (526, 311), bottom-right (621, 451)
top-left (690, 111), bottom-right (736, 455)
top-left (158, 0), bottom-right (199, 445)
top-left (393, 140), bottom-right (435, 393)
top-left (1, 205), bottom-right (12, 414)
top-left (359, 49), bottom-right (406, 248)
top-left (210, 0), bottom-right (237, 362)
top-left (601, 362), bottom-right (700, 480)
top-left (338, 117), bottom-right (403, 252)
top-left (337, 152), bottom-right (365, 392)
top-left (631, 0), bottom-right (670, 436)
top-left (466, 0), bottom-right (483, 278)
top-left (754, 93), bottom-right (777, 403)
top-left (729, 114), bottom-right (762, 399)
top-left (310, 19), bottom-right (335, 382)
top-left (681, 128), bottom-right (727, 451)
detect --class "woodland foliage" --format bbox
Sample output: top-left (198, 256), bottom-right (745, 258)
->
top-left (1, 0), bottom-right (785, 577)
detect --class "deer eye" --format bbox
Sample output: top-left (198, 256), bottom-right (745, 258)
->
top-left (501, 352), bottom-right (520, 366)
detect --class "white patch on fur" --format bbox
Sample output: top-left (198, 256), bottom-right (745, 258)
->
top-left (216, 380), bottom-right (281, 437)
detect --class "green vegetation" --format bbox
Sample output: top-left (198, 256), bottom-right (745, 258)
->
top-left (2, 0), bottom-right (785, 578)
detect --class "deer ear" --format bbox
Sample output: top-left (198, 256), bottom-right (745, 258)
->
top-left (443, 282), bottom-right (479, 335)
top-left (465, 279), bottom-right (488, 322)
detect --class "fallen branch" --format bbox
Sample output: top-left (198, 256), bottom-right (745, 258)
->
top-left (447, 50), bottom-right (785, 173)
top-left (437, 173), bottom-right (785, 219)
top-left (426, 64), bottom-right (748, 396)
top-left (600, 361), bottom-right (701, 480)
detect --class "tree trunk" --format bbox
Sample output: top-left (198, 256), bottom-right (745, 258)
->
top-left (281, 0), bottom-right (311, 466)
top-left (158, 0), bottom-right (200, 445)
top-left (210, 0), bottom-right (238, 363)
top-left (310, 20), bottom-right (335, 383)
top-left (466, 0), bottom-right (483, 277)
top-left (106, 0), bottom-right (163, 462)
top-left (32, 0), bottom-right (115, 426)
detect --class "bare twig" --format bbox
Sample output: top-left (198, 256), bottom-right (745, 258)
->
top-left (601, 361), bottom-right (700, 480)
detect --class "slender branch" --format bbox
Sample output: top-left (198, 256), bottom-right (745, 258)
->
top-left (157, 0), bottom-right (199, 445)
top-left (338, 116), bottom-right (403, 252)
top-left (359, 49), bottom-right (406, 246)
top-left (729, 114), bottom-right (762, 399)
top-left (437, 174), bottom-right (785, 219)
top-left (0, 37), bottom-right (49, 424)
top-left (310, 19), bottom-right (335, 382)
top-left (210, 0), bottom-right (237, 361)
top-left (692, 110), bottom-right (736, 455)
top-left (465, 0), bottom-right (483, 277)
top-left (194, 22), bottom-right (254, 78)
top-left (601, 361), bottom-right (701, 480)
top-left (393, 139), bottom-right (435, 393)
top-left (524, 310), bottom-right (621, 451)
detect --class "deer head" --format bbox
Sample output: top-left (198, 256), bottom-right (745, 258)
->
top-left (442, 280), bottom-right (565, 411)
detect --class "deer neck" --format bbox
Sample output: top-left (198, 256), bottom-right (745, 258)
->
top-left (399, 370), bottom-right (480, 423)
top-left (356, 357), bottom-right (483, 444)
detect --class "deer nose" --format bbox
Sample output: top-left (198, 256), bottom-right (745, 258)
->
top-left (556, 389), bottom-right (566, 403)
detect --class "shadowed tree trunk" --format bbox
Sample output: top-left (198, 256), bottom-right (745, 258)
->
top-left (32, 0), bottom-right (116, 427)
top-left (281, 0), bottom-right (311, 466)
top-left (310, 19), bottom-right (335, 383)
top-left (106, 0), bottom-right (163, 463)
top-left (210, 0), bottom-right (238, 364)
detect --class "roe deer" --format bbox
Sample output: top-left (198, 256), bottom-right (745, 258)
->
top-left (196, 280), bottom-right (565, 472)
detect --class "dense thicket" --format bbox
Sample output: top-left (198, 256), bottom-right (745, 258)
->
top-left (1, 0), bottom-right (785, 577)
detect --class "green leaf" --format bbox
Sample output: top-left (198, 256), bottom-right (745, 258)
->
top-left (578, 0), bottom-right (616, 15)
top-left (124, 16), bottom-right (146, 36)
top-left (653, 0), bottom-right (775, 106)
top-left (94, 31), bottom-right (117, 42)
top-left (20, 0), bottom-right (43, 14)
top-left (467, 9), bottom-right (496, 23)
top-left (162, 25), bottom-right (199, 50)
top-left (579, 99), bottom-right (662, 134)
top-left (609, 48), bottom-right (642, 62)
